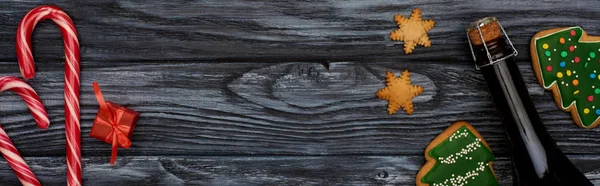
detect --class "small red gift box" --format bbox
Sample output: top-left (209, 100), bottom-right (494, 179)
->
top-left (90, 102), bottom-right (139, 144)
top-left (89, 82), bottom-right (140, 164)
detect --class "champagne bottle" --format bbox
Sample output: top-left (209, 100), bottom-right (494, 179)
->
top-left (467, 17), bottom-right (592, 186)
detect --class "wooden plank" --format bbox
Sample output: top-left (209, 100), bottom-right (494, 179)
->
top-left (0, 61), bottom-right (595, 157)
top-left (0, 0), bottom-right (598, 185)
top-left (0, 1), bottom-right (600, 62)
top-left (0, 155), bottom-right (598, 186)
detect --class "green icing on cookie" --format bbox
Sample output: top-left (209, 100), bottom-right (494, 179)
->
top-left (534, 27), bottom-right (600, 127)
top-left (421, 125), bottom-right (498, 186)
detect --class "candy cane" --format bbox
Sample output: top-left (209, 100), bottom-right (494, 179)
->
top-left (16, 6), bottom-right (81, 186)
top-left (0, 76), bottom-right (50, 186)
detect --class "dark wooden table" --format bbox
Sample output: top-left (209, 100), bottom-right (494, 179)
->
top-left (0, 1), bottom-right (599, 185)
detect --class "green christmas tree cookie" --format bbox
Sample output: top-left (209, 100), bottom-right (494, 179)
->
top-left (531, 27), bottom-right (600, 128)
top-left (416, 121), bottom-right (498, 186)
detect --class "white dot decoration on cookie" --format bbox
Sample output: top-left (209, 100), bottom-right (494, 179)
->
top-left (449, 129), bottom-right (469, 142)
top-left (431, 162), bottom-right (488, 186)
top-left (439, 138), bottom-right (482, 164)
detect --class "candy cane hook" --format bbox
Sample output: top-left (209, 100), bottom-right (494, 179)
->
top-left (0, 76), bottom-right (50, 186)
top-left (16, 6), bottom-right (81, 186)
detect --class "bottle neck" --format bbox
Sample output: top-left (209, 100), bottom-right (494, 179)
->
top-left (475, 38), bottom-right (551, 177)
top-left (474, 39), bottom-right (509, 67)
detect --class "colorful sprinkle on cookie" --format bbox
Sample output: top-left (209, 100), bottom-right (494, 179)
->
top-left (416, 121), bottom-right (499, 186)
top-left (376, 70), bottom-right (423, 115)
top-left (531, 26), bottom-right (600, 128)
top-left (390, 8), bottom-right (435, 54)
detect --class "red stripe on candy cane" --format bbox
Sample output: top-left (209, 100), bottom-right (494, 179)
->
top-left (16, 5), bottom-right (81, 186)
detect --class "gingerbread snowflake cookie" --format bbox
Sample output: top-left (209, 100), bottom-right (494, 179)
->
top-left (376, 70), bottom-right (423, 115)
top-left (390, 8), bottom-right (435, 54)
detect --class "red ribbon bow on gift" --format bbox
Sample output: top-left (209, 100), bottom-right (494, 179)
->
top-left (93, 82), bottom-right (132, 164)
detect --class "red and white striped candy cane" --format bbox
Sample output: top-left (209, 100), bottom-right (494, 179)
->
top-left (16, 6), bottom-right (81, 186)
top-left (0, 76), bottom-right (50, 186)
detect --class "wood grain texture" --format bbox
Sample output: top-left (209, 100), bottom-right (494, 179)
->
top-left (1, 1), bottom-right (600, 63)
top-left (0, 61), bottom-right (595, 157)
top-left (0, 0), bottom-right (599, 185)
top-left (0, 156), bottom-right (599, 186)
